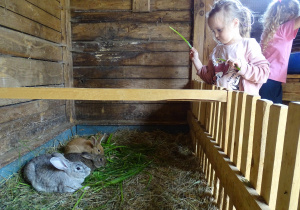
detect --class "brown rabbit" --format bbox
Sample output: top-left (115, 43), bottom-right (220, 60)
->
top-left (64, 133), bottom-right (107, 155)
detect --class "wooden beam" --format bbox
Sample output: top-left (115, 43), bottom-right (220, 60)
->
top-left (0, 87), bottom-right (227, 102)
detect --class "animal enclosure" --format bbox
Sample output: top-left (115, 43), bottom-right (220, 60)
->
top-left (0, 0), bottom-right (300, 209)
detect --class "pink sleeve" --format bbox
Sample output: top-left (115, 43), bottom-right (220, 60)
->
top-left (279, 19), bottom-right (299, 41)
top-left (196, 60), bottom-right (215, 84)
top-left (238, 39), bottom-right (270, 84)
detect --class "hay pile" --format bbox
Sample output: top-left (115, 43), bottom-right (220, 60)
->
top-left (0, 129), bottom-right (217, 209)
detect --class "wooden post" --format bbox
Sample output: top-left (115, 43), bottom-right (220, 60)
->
top-left (192, 0), bottom-right (205, 80)
top-left (61, 0), bottom-right (75, 123)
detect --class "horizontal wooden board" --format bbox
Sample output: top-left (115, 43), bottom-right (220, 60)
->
top-left (0, 100), bottom-right (65, 124)
top-left (73, 66), bottom-right (189, 79)
top-left (72, 22), bottom-right (191, 41)
top-left (70, 0), bottom-right (191, 11)
top-left (74, 78), bottom-right (190, 89)
top-left (0, 87), bottom-right (228, 102)
top-left (0, 105), bottom-right (67, 157)
top-left (72, 52), bottom-right (189, 66)
top-left (75, 102), bottom-right (189, 124)
top-left (26, 0), bottom-right (61, 19)
top-left (152, 0), bottom-right (192, 10)
top-left (0, 122), bottom-right (72, 168)
top-left (0, 57), bottom-right (63, 87)
top-left (0, 7), bottom-right (61, 43)
top-left (72, 40), bottom-right (190, 52)
top-left (283, 83), bottom-right (300, 101)
top-left (0, 27), bottom-right (62, 61)
top-left (71, 11), bottom-right (191, 23)
top-left (71, 0), bottom-right (132, 10)
top-left (0, 0), bottom-right (61, 32)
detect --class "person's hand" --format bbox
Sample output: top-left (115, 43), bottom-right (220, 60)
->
top-left (190, 47), bottom-right (203, 72)
top-left (189, 47), bottom-right (199, 62)
top-left (226, 59), bottom-right (241, 71)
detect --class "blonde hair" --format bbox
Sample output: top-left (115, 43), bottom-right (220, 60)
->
top-left (261, 0), bottom-right (300, 52)
top-left (207, 0), bottom-right (253, 38)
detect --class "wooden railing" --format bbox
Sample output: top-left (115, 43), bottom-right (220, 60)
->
top-left (188, 80), bottom-right (300, 210)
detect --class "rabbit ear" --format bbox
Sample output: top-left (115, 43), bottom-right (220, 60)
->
top-left (91, 136), bottom-right (97, 146)
top-left (50, 157), bottom-right (69, 171)
top-left (81, 152), bottom-right (93, 160)
top-left (100, 133), bottom-right (108, 144)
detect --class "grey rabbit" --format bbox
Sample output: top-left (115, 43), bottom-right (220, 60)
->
top-left (64, 152), bottom-right (106, 172)
top-left (23, 153), bottom-right (91, 193)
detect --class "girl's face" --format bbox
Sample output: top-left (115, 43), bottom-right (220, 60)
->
top-left (208, 12), bottom-right (241, 45)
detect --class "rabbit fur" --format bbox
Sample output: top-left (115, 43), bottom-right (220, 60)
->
top-left (23, 153), bottom-right (91, 193)
top-left (64, 133), bottom-right (108, 155)
top-left (64, 152), bottom-right (106, 172)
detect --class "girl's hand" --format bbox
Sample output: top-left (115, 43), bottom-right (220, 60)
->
top-left (226, 59), bottom-right (241, 71)
top-left (189, 47), bottom-right (199, 62)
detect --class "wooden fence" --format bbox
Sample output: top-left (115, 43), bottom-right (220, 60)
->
top-left (189, 80), bottom-right (300, 210)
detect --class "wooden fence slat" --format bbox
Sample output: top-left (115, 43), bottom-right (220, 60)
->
top-left (233, 92), bottom-right (247, 169)
top-left (261, 104), bottom-right (288, 209)
top-left (214, 87), bottom-right (223, 144)
top-left (240, 95), bottom-right (260, 180)
top-left (227, 91), bottom-right (238, 160)
top-left (197, 82), bottom-right (205, 121)
top-left (200, 83), bottom-right (207, 125)
top-left (250, 99), bottom-right (272, 194)
top-left (276, 102), bottom-right (300, 210)
top-left (222, 91), bottom-right (232, 154)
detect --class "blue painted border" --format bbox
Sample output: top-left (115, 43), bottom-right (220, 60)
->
top-left (0, 124), bottom-right (189, 183)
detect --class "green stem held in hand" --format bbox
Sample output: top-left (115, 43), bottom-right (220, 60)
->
top-left (217, 58), bottom-right (241, 71)
top-left (169, 26), bottom-right (192, 49)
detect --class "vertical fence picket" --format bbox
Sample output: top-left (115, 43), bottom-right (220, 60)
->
top-left (260, 104), bottom-right (288, 209)
top-left (197, 82), bottom-right (205, 121)
top-left (200, 83), bottom-right (207, 126)
top-left (240, 95), bottom-right (259, 180)
top-left (214, 87), bottom-right (222, 144)
top-left (218, 183), bottom-right (224, 209)
top-left (276, 102), bottom-right (300, 210)
top-left (233, 91), bottom-right (247, 169)
top-left (207, 85), bottom-right (215, 134)
top-left (222, 91), bottom-right (232, 155)
top-left (250, 99), bottom-right (272, 194)
top-left (191, 80), bottom-right (198, 116)
top-left (227, 91), bottom-right (239, 160)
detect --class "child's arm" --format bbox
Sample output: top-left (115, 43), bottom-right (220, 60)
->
top-left (238, 39), bottom-right (270, 84)
top-left (294, 16), bottom-right (300, 30)
top-left (190, 47), bottom-right (215, 84)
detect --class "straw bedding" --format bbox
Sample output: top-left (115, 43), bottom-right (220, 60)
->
top-left (0, 129), bottom-right (217, 209)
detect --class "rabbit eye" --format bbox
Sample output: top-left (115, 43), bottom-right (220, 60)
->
top-left (76, 167), bottom-right (81, 170)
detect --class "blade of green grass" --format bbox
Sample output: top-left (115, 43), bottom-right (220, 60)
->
top-left (217, 58), bottom-right (241, 71)
top-left (169, 26), bottom-right (192, 49)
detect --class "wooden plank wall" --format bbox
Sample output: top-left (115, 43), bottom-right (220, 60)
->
top-left (70, 0), bottom-right (193, 125)
top-left (0, 0), bottom-right (73, 168)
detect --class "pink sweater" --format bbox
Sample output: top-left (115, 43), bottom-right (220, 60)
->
top-left (260, 19), bottom-right (299, 83)
top-left (197, 38), bottom-right (270, 96)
